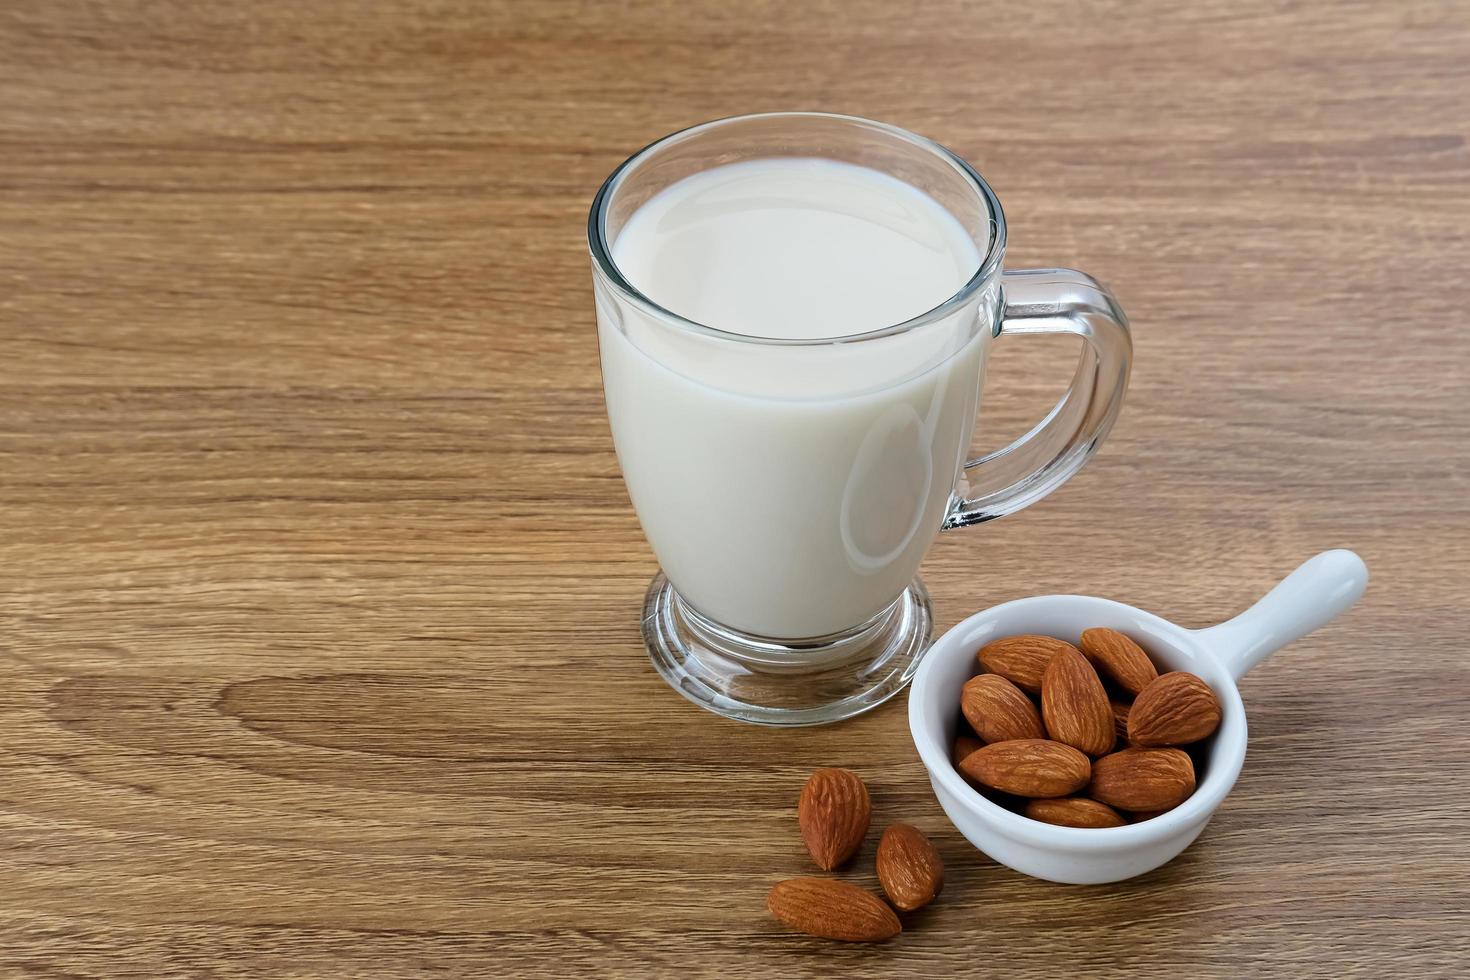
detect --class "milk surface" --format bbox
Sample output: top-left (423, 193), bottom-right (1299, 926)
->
top-left (599, 158), bottom-right (990, 638)
top-left (613, 157), bottom-right (978, 340)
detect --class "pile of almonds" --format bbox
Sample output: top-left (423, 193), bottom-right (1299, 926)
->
top-left (767, 768), bottom-right (941, 943)
top-left (764, 630), bottom-right (1221, 939)
top-left (955, 628), bottom-right (1222, 826)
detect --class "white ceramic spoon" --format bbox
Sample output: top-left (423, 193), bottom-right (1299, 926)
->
top-left (908, 549), bottom-right (1369, 883)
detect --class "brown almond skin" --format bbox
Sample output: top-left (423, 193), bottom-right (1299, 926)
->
top-left (1041, 648), bottom-right (1116, 756)
top-left (958, 739), bottom-right (1091, 798)
top-left (798, 768), bottom-right (871, 871)
top-left (953, 732), bottom-right (988, 793)
top-left (977, 635), bottom-right (1078, 694)
top-left (1127, 807), bottom-right (1174, 823)
top-left (876, 823), bottom-right (944, 911)
top-left (1109, 698), bottom-right (1132, 746)
top-left (768, 877), bottom-right (901, 943)
top-left (1128, 672), bottom-right (1223, 747)
top-left (953, 732), bottom-right (985, 765)
top-left (1024, 797), bottom-right (1126, 829)
top-left (1088, 748), bottom-right (1196, 811)
top-left (1080, 628), bottom-right (1159, 696)
top-left (961, 673), bottom-right (1045, 744)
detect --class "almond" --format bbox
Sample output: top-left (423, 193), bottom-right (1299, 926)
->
top-left (1127, 807), bottom-right (1173, 823)
top-left (953, 732), bottom-right (985, 765)
top-left (1128, 672), bottom-right (1222, 747)
top-left (1041, 648), bottom-right (1115, 756)
top-left (953, 733), bottom-right (990, 794)
top-left (1109, 698), bottom-right (1132, 745)
top-left (876, 823), bottom-right (944, 911)
top-left (1088, 748), bottom-right (1196, 811)
top-left (961, 674), bottom-right (1045, 744)
top-left (1023, 797), bottom-right (1126, 829)
top-left (1079, 627), bottom-right (1159, 696)
top-left (798, 768), bottom-right (871, 871)
top-left (767, 877), bottom-right (901, 942)
top-left (958, 739), bottom-right (1091, 798)
top-left (976, 635), bottom-right (1076, 694)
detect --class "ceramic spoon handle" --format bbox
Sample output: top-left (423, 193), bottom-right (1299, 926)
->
top-left (1194, 549), bottom-right (1369, 680)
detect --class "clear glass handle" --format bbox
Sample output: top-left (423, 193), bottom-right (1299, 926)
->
top-left (942, 268), bottom-right (1132, 529)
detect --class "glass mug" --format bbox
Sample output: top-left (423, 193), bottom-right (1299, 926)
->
top-left (589, 112), bottom-right (1131, 726)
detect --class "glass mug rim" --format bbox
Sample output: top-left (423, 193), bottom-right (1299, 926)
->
top-left (586, 111), bottom-right (1009, 347)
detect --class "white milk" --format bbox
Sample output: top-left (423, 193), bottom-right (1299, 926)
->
top-left (598, 158), bottom-right (991, 639)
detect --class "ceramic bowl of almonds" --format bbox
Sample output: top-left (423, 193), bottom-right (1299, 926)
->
top-left (908, 550), bottom-right (1367, 883)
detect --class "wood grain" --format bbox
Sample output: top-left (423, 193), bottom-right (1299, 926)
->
top-left (2, 0), bottom-right (1468, 976)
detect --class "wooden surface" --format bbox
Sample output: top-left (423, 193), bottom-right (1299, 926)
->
top-left (2, 1), bottom-right (1468, 976)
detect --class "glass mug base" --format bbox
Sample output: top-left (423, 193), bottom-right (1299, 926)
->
top-left (641, 571), bottom-right (933, 727)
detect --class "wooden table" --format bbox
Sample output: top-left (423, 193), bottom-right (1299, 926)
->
top-left (3, 1), bottom-right (1468, 976)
